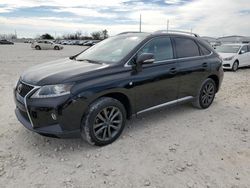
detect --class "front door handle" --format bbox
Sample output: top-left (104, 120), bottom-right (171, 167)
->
top-left (170, 67), bottom-right (177, 74)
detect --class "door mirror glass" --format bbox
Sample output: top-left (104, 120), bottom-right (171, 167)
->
top-left (136, 53), bottom-right (155, 65)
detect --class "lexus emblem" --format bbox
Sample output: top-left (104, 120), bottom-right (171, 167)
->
top-left (17, 84), bottom-right (23, 93)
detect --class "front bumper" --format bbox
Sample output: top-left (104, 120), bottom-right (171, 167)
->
top-left (14, 81), bottom-right (87, 138)
top-left (15, 108), bottom-right (80, 138)
top-left (222, 60), bottom-right (234, 69)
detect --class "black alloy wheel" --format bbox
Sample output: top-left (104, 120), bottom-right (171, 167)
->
top-left (93, 106), bottom-right (123, 141)
top-left (192, 78), bottom-right (216, 109)
top-left (81, 97), bottom-right (126, 146)
top-left (200, 81), bottom-right (215, 108)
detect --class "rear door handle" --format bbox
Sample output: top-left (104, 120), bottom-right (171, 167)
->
top-left (170, 67), bottom-right (177, 74)
top-left (202, 62), bottom-right (208, 68)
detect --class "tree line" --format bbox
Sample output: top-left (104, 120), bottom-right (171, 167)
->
top-left (40, 30), bottom-right (109, 40)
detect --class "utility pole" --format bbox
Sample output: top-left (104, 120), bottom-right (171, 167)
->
top-left (167, 19), bottom-right (169, 32)
top-left (139, 14), bottom-right (141, 32)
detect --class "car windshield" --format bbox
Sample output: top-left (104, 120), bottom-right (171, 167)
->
top-left (216, 45), bottom-right (241, 53)
top-left (75, 34), bottom-right (148, 63)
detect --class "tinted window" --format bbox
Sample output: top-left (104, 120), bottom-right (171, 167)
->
top-left (241, 45), bottom-right (248, 53)
top-left (138, 37), bottom-right (173, 61)
top-left (248, 45), bottom-right (250, 52)
top-left (76, 34), bottom-right (148, 63)
top-left (175, 37), bottom-right (200, 58)
top-left (199, 44), bottom-right (211, 55)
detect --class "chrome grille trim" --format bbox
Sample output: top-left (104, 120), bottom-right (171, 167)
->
top-left (17, 81), bottom-right (41, 128)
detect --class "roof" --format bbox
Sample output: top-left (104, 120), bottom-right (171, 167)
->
top-left (117, 30), bottom-right (200, 38)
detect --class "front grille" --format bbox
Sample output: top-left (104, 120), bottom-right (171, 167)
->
top-left (17, 82), bottom-right (34, 97)
top-left (223, 64), bottom-right (230, 67)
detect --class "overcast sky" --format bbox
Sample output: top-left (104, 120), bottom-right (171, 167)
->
top-left (0, 0), bottom-right (250, 38)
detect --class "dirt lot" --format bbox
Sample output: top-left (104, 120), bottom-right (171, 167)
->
top-left (0, 43), bottom-right (249, 188)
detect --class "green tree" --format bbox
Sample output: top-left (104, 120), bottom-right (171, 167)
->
top-left (91, 31), bottom-right (101, 40)
top-left (40, 33), bottom-right (54, 40)
top-left (101, 29), bottom-right (109, 39)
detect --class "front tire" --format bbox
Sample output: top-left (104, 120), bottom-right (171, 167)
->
top-left (232, 61), bottom-right (239, 72)
top-left (81, 97), bottom-right (126, 146)
top-left (35, 45), bottom-right (41, 50)
top-left (192, 78), bottom-right (216, 109)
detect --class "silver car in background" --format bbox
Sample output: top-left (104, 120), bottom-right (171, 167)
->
top-left (31, 40), bottom-right (63, 50)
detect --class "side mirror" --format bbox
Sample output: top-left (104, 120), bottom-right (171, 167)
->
top-left (239, 50), bottom-right (246, 54)
top-left (133, 53), bottom-right (154, 72)
top-left (136, 53), bottom-right (154, 65)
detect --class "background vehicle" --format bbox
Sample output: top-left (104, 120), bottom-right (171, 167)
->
top-left (216, 43), bottom-right (250, 71)
top-left (14, 31), bottom-right (223, 146)
top-left (0, 39), bottom-right (14, 45)
top-left (83, 41), bottom-right (96, 46)
top-left (31, 40), bottom-right (63, 50)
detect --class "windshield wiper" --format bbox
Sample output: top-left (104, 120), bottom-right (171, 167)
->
top-left (69, 56), bottom-right (76, 60)
top-left (75, 59), bottom-right (101, 64)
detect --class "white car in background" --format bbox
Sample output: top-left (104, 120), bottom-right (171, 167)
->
top-left (216, 43), bottom-right (250, 71)
top-left (31, 40), bottom-right (63, 50)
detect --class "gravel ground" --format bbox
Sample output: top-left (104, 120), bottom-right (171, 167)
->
top-left (0, 43), bottom-right (249, 188)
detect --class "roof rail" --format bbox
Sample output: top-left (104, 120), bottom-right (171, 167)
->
top-left (154, 30), bottom-right (200, 37)
top-left (117, 31), bottom-right (144, 35)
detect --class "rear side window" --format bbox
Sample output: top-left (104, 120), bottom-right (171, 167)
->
top-left (138, 37), bottom-right (173, 61)
top-left (174, 37), bottom-right (200, 58)
top-left (199, 44), bottom-right (211, 55)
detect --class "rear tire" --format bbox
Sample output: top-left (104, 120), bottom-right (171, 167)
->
top-left (192, 78), bottom-right (216, 109)
top-left (81, 97), bottom-right (126, 146)
top-left (232, 61), bottom-right (239, 72)
top-left (54, 46), bottom-right (59, 50)
top-left (35, 45), bottom-right (41, 50)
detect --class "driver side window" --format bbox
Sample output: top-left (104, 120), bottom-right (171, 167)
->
top-left (240, 45), bottom-right (248, 54)
top-left (128, 37), bottom-right (173, 65)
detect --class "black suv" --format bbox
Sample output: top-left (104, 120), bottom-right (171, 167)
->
top-left (14, 31), bottom-right (224, 146)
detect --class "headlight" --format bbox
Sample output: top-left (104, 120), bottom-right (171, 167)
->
top-left (223, 56), bottom-right (234, 61)
top-left (31, 84), bottom-right (72, 98)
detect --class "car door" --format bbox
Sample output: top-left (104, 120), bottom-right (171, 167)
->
top-left (37, 41), bottom-right (44, 49)
top-left (128, 37), bottom-right (179, 113)
top-left (173, 37), bottom-right (211, 98)
top-left (247, 45), bottom-right (250, 66)
top-left (48, 41), bottom-right (54, 49)
top-left (40, 41), bottom-right (47, 49)
top-left (44, 41), bottom-right (50, 50)
top-left (238, 45), bottom-right (249, 66)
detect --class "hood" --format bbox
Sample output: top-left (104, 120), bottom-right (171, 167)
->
top-left (21, 58), bottom-right (109, 85)
top-left (217, 52), bottom-right (236, 59)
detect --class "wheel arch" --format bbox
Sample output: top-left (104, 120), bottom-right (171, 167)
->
top-left (97, 92), bottom-right (132, 119)
top-left (208, 75), bottom-right (219, 92)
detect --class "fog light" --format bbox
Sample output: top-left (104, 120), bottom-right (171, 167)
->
top-left (51, 113), bottom-right (57, 120)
